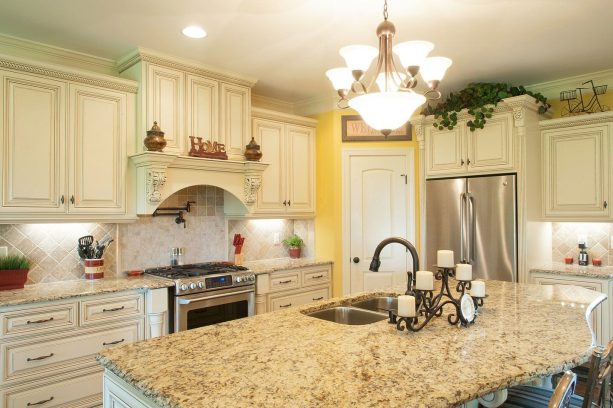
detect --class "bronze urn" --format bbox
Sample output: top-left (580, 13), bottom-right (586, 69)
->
top-left (244, 137), bottom-right (262, 161)
top-left (144, 121), bottom-right (167, 152)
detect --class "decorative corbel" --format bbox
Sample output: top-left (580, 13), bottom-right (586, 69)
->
top-left (512, 106), bottom-right (525, 128)
top-left (243, 175), bottom-right (262, 205)
top-left (146, 169), bottom-right (167, 203)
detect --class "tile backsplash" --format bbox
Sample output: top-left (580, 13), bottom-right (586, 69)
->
top-left (552, 222), bottom-right (613, 265)
top-left (0, 223), bottom-right (117, 284)
top-left (0, 185), bottom-right (316, 284)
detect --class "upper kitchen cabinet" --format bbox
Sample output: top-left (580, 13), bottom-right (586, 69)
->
top-left (540, 112), bottom-right (613, 220)
top-left (0, 55), bottom-right (137, 223)
top-left (251, 108), bottom-right (316, 217)
top-left (117, 49), bottom-right (256, 159)
top-left (422, 111), bottom-right (514, 178)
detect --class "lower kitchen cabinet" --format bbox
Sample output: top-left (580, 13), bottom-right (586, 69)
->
top-left (529, 271), bottom-right (612, 345)
top-left (255, 264), bottom-right (332, 314)
top-left (0, 288), bottom-right (168, 407)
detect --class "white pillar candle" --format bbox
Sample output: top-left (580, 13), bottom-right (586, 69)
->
top-left (415, 271), bottom-right (434, 291)
top-left (437, 250), bottom-right (454, 268)
top-left (471, 280), bottom-right (486, 297)
top-left (456, 263), bottom-right (473, 281)
top-left (397, 295), bottom-right (416, 317)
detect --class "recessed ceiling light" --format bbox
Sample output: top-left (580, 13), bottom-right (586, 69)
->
top-left (182, 25), bottom-right (207, 39)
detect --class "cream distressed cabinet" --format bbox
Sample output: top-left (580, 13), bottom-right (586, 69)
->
top-left (118, 49), bottom-right (254, 160)
top-left (540, 112), bottom-right (613, 220)
top-left (424, 112), bottom-right (514, 177)
top-left (0, 288), bottom-right (168, 408)
top-left (255, 264), bottom-right (332, 314)
top-left (251, 108), bottom-right (316, 217)
top-left (0, 55), bottom-right (137, 222)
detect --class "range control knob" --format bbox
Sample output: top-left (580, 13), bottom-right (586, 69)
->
top-left (189, 283), bottom-right (196, 290)
top-left (197, 281), bottom-right (204, 289)
top-left (235, 277), bottom-right (242, 283)
top-left (180, 284), bottom-right (188, 291)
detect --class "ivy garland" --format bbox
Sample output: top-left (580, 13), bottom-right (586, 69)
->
top-left (422, 82), bottom-right (551, 131)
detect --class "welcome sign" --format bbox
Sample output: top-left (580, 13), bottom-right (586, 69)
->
top-left (341, 115), bottom-right (412, 141)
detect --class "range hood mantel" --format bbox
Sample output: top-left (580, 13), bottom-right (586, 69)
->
top-left (130, 152), bottom-right (268, 215)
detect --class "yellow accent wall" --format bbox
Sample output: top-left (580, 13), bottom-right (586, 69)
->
top-left (548, 91), bottom-right (613, 118)
top-left (313, 110), bottom-right (420, 297)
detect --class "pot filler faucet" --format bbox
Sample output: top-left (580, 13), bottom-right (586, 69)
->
top-left (369, 237), bottom-right (420, 295)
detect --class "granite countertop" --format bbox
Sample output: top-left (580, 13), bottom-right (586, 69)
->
top-left (243, 258), bottom-right (333, 275)
top-left (0, 276), bottom-right (174, 308)
top-left (531, 262), bottom-right (613, 280)
top-left (97, 281), bottom-right (604, 408)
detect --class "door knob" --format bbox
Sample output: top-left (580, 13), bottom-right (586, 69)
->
top-left (353, 257), bottom-right (360, 263)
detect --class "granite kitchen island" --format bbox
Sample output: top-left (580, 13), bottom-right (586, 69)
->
top-left (97, 281), bottom-right (605, 408)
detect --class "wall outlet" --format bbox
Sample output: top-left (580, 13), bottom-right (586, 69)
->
top-left (577, 234), bottom-right (587, 246)
top-left (273, 232), bottom-right (280, 245)
top-left (0, 246), bottom-right (6, 257)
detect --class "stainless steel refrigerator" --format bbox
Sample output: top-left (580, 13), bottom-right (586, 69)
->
top-left (425, 174), bottom-right (517, 282)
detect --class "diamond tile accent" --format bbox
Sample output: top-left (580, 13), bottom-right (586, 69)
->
top-left (552, 222), bottom-right (613, 265)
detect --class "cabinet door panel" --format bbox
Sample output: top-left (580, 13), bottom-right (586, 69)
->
top-left (220, 83), bottom-right (250, 160)
top-left (286, 125), bottom-right (314, 213)
top-left (1, 72), bottom-right (66, 212)
top-left (186, 75), bottom-right (218, 143)
top-left (467, 113), bottom-right (514, 172)
top-left (426, 125), bottom-right (465, 177)
top-left (543, 125), bottom-right (609, 217)
top-left (147, 64), bottom-right (184, 153)
top-left (68, 85), bottom-right (126, 213)
top-left (253, 119), bottom-right (286, 213)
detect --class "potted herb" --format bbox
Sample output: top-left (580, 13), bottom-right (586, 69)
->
top-left (0, 255), bottom-right (30, 290)
top-left (282, 235), bottom-right (304, 259)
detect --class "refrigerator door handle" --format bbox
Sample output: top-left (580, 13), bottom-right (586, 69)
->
top-left (460, 192), bottom-right (466, 263)
top-left (467, 192), bottom-right (476, 262)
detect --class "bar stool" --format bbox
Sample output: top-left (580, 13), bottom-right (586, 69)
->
top-left (499, 339), bottom-right (613, 408)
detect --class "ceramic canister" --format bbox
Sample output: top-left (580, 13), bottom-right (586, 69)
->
top-left (84, 259), bottom-right (104, 280)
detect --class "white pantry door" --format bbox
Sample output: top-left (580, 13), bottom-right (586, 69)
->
top-left (344, 149), bottom-right (414, 294)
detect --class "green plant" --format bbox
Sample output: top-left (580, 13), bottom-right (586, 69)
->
top-left (282, 234), bottom-right (303, 248)
top-left (0, 255), bottom-right (30, 270)
top-left (422, 82), bottom-right (550, 131)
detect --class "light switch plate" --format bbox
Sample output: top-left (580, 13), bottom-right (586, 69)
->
top-left (273, 232), bottom-right (280, 245)
top-left (0, 246), bottom-right (7, 257)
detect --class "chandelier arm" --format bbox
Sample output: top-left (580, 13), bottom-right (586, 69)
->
top-left (361, 35), bottom-right (386, 94)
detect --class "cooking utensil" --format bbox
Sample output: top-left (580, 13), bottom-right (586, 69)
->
top-left (78, 235), bottom-right (94, 249)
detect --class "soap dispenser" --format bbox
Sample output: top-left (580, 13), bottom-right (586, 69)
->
top-left (578, 243), bottom-right (589, 266)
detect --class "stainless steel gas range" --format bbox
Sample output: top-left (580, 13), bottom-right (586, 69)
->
top-left (145, 262), bottom-right (256, 333)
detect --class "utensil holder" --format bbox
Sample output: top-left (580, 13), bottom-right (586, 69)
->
top-left (84, 259), bottom-right (104, 280)
top-left (234, 253), bottom-right (244, 266)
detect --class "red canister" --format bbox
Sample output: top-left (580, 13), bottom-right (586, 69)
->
top-left (593, 258), bottom-right (602, 267)
top-left (564, 257), bottom-right (574, 265)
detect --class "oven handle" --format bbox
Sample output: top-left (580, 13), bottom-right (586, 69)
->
top-left (177, 289), bottom-right (254, 305)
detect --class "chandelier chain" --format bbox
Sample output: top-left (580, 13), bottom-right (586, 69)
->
top-left (383, 0), bottom-right (388, 20)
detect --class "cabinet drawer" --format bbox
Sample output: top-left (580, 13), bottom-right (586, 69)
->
top-left (2, 370), bottom-right (102, 408)
top-left (302, 267), bottom-right (330, 287)
top-left (270, 288), bottom-right (329, 311)
top-left (80, 293), bottom-right (144, 326)
top-left (269, 272), bottom-right (300, 292)
top-left (1, 302), bottom-right (77, 338)
top-left (2, 320), bottom-right (143, 384)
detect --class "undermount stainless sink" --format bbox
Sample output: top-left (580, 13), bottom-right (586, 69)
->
top-left (351, 296), bottom-right (398, 314)
top-left (307, 306), bottom-right (388, 325)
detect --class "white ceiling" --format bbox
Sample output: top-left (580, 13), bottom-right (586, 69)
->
top-left (0, 0), bottom-right (611, 102)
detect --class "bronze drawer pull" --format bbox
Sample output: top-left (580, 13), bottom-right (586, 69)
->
top-left (312, 297), bottom-right (324, 301)
top-left (103, 338), bottom-right (125, 346)
top-left (278, 280), bottom-right (293, 284)
top-left (102, 306), bottom-right (125, 312)
top-left (27, 353), bottom-right (54, 362)
top-left (311, 275), bottom-right (324, 279)
top-left (279, 304), bottom-right (292, 308)
top-left (27, 396), bottom-right (54, 406)
top-left (27, 317), bottom-right (54, 324)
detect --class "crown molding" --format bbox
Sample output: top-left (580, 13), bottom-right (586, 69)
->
top-left (251, 94), bottom-right (296, 115)
top-left (0, 32), bottom-right (116, 75)
top-left (252, 107), bottom-right (317, 127)
top-left (293, 93), bottom-right (340, 116)
top-left (539, 110), bottom-right (613, 130)
top-left (117, 47), bottom-right (258, 88)
top-left (526, 69), bottom-right (613, 100)
top-left (0, 53), bottom-right (138, 93)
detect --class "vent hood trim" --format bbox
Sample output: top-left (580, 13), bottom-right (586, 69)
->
top-left (130, 152), bottom-right (268, 215)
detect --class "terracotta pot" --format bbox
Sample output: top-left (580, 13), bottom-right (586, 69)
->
top-left (289, 247), bottom-right (301, 259)
top-left (0, 269), bottom-right (29, 290)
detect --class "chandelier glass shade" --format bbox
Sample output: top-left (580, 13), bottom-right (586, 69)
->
top-left (325, 1), bottom-right (452, 136)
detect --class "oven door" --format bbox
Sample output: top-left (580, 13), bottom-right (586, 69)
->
top-left (174, 286), bottom-right (255, 332)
